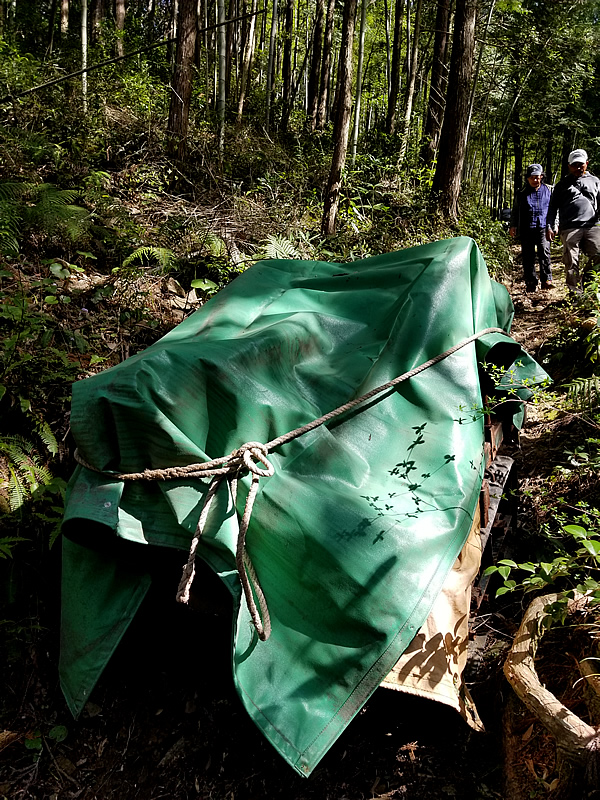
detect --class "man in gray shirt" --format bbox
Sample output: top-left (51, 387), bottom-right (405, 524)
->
top-left (546, 148), bottom-right (600, 292)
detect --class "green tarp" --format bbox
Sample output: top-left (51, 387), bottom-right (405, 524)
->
top-left (60, 237), bottom-right (548, 776)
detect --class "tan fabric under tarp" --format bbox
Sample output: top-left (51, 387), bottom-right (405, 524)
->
top-left (381, 506), bottom-right (483, 730)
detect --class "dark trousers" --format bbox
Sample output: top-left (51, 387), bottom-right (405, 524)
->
top-left (521, 226), bottom-right (552, 286)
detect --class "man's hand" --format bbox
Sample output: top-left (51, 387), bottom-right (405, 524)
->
top-left (509, 226), bottom-right (517, 238)
top-left (546, 227), bottom-right (555, 242)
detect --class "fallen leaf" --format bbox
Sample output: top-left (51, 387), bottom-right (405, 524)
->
top-left (521, 723), bottom-right (534, 742)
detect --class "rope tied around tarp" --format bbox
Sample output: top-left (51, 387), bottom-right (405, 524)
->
top-left (74, 326), bottom-right (506, 642)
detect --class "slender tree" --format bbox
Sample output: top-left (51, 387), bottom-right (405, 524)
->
top-left (397, 0), bottom-right (423, 162)
top-left (265, 0), bottom-right (278, 130)
top-left (420, 0), bottom-right (451, 165)
top-left (217, 0), bottom-right (226, 152)
top-left (281, 0), bottom-right (294, 131)
top-left (321, 0), bottom-right (358, 235)
top-left (81, 0), bottom-right (88, 114)
top-left (315, 0), bottom-right (335, 130)
top-left (386, 0), bottom-right (403, 135)
top-left (166, 0), bottom-right (198, 160)
top-left (432, 0), bottom-right (477, 218)
top-left (350, 0), bottom-right (367, 164)
top-left (61, 0), bottom-right (69, 36)
top-left (306, 0), bottom-right (324, 131)
top-left (237, 0), bottom-right (258, 124)
top-left (90, 0), bottom-right (104, 45)
top-left (47, 0), bottom-right (58, 52)
top-left (115, 0), bottom-right (125, 57)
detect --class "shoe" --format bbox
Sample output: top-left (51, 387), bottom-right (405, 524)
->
top-left (541, 281), bottom-right (554, 290)
top-left (526, 283), bottom-right (537, 292)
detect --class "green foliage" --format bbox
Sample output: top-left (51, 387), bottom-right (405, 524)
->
top-left (122, 246), bottom-right (179, 273)
top-left (456, 205), bottom-right (512, 279)
top-left (255, 234), bottom-right (302, 261)
top-left (0, 535), bottom-right (28, 559)
top-left (485, 518), bottom-right (600, 610)
top-left (0, 182), bottom-right (90, 256)
top-left (0, 435), bottom-right (53, 513)
top-left (564, 375), bottom-right (600, 413)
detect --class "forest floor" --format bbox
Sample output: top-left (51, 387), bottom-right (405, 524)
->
top-left (1, 243), bottom-right (598, 800)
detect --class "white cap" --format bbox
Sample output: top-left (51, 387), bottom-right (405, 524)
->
top-left (568, 148), bottom-right (588, 165)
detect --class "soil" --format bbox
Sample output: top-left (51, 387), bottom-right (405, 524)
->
top-left (1, 246), bottom-right (598, 800)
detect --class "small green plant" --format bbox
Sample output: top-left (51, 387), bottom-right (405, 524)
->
top-left (254, 234), bottom-right (302, 261)
top-left (0, 434), bottom-right (53, 513)
top-left (121, 246), bottom-right (179, 273)
top-left (564, 375), bottom-right (600, 413)
top-left (0, 182), bottom-right (91, 256)
top-left (485, 519), bottom-right (600, 624)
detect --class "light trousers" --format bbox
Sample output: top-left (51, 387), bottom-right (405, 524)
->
top-left (559, 226), bottom-right (600, 290)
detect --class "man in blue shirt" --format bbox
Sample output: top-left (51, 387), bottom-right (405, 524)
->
top-left (546, 148), bottom-right (600, 293)
top-left (510, 163), bottom-right (553, 292)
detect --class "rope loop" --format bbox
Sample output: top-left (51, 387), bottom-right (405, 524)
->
top-left (237, 442), bottom-right (275, 477)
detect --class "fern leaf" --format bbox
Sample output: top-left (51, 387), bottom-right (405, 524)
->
top-left (0, 198), bottom-right (23, 256)
top-left (0, 181), bottom-right (29, 201)
top-left (122, 246), bottom-right (178, 273)
top-left (34, 419), bottom-right (59, 456)
top-left (260, 234), bottom-right (301, 260)
top-left (204, 233), bottom-right (226, 257)
top-left (0, 434), bottom-right (54, 512)
top-left (0, 536), bottom-right (28, 559)
top-left (564, 376), bottom-right (600, 412)
top-left (6, 463), bottom-right (27, 512)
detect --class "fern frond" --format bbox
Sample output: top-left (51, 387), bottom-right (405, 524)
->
top-left (6, 463), bottom-right (27, 512)
top-left (0, 536), bottom-right (28, 559)
top-left (204, 233), bottom-right (226, 258)
top-left (0, 199), bottom-right (21, 256)
top-left (259, 234), bottom-right (301, 260)
top-left (122, 246), bottom-right (178, 273)
top-left (0, 435), bottom-right (53, 512)
top-left (0, 181), bottom-right (30, 201)
top-left (33, 419), bottom-right (59, 456)
top-left (564, 376), bottom-right (600, 412)
top-left (31, 183), bottom-right (80, 207)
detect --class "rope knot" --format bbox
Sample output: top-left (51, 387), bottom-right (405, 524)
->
top-left (233, 441), bottom-right (274, 477)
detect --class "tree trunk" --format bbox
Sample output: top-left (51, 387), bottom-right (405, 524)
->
top-left (511, 98), bottom-right (522, 198)
top-left (383, 0), bottom-right (391, 97)
top-left (81, 0), bottom-right (88, 114)
top-left (265, 0), bottom-right (278, 130)
top-left (225, 0), bottom-right (235, 100)
top-left (167, 0), bottom-right (179, 66)
top-left (115, 0), bottom-right (125, 57)
top-left (431, 0), bottom-right (477, 219)
top-left (166, 0), bottom-right (198, 160)
top-left (90, 0), bottom-right (104, 45)
top-left (236, 0), bottom-right (258, 124)
top-left (465, 0), bottom-right (495, 144)
top-left (350, 0), bottom-right (367, 164)
top-left (420, 0), bottom-right (450, 165)
top-left (315, 0), bottom-right (335, 130)
top-left (280, 0), bottom-right (294, 131)
top-left (47, 0), bottom-right (58, 52)
top-left (386, 0), bottom-right (403, 136)
top-left (306, 0), bottom-right (324, 131)
top-left (217, 0), bottom-right (226, 152)
top-left (321, 0), bottom-right (358, 236)
top-left (397, 0), bottom-right (422, 163)
top-left (61, 0), bottom-right (69, 36)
